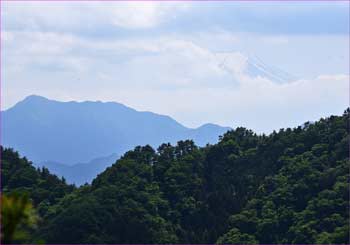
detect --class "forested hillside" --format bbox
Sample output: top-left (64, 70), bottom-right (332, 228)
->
top-left (1, 110), bottom-right (349, 244)
top-left (1, 147), bottom-right (75, 215)
top-left (1, 147), bottom-right (75, 243)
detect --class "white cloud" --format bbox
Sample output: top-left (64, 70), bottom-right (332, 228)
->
top-left (2, 1), bottom-right (349, 136)
top-left (2, 30), bottom-right (348, 133)
top-left (108, 2), bottom-right (190, 29)
top-left (3, 2), bottom-right (191, 31)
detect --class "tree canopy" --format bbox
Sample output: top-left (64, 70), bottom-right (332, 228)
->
top-left (1, 109), bottom-right (349, 244)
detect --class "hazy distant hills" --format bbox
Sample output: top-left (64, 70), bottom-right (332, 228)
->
top-left (38, 153), bottom-right (119, 185)
top-left (2, 95), bottom-right (230, 184)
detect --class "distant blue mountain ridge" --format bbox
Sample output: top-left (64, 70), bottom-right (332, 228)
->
top-left (37, 153), bottom-right (120, 185)
top-left (1, 95), bottom-right (231, 184)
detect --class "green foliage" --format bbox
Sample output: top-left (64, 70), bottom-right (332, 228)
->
top-left (217, 109), bottom-right (350, 244)
top-left (1, 193), bottom-right (39, 244)
top-left (2, 109), bottom-right (349, 244)
top-left (1, 147), bottom-right (75, 209)
top-left (216, 228), bottom-right (258, 244)
top-left (1, 147), bottom-right (75, 243)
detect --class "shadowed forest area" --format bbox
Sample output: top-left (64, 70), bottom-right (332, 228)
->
top-left (1, 109), bottom-right (349, 244)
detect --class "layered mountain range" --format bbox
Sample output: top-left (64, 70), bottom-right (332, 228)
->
top-left (1, 95), bottom-right (230, 184)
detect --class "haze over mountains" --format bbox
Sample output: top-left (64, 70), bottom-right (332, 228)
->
top-left (2, 95), bottom-right (230, 184)
top-left (36, 153), bottom-right (119, 185)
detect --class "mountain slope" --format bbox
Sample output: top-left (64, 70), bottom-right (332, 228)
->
top-left (1, 95), bottom-right (230, 165)
top-left (38, 153), bottom-right (119, 185)
top-left (1, 110), bottom-right (348, 243)
top-left (39, 109), bottom-right (349, 243)
top-left (1, 146), bottom-right (74, 209)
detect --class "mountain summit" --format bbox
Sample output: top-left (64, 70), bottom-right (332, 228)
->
top-left (2, 95), bottom-right (231, 166)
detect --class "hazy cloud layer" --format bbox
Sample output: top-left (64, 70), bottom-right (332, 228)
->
top-left (2, 2), bottom-right (349, 132)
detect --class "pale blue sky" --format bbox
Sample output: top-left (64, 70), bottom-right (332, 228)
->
top-left (2, 1), bottom-right (349, 132)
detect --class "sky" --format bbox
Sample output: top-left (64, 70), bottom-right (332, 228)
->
top-left (1, 1), bottom-right (349, 133)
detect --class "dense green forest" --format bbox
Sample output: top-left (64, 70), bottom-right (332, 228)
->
top-left (1, 147), bottom-right (75, 243)
top-left (1, 109), bottom-right (349, 244)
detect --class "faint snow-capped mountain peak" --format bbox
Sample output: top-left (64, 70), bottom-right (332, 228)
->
top-left (215, 51), bottom-right (298, 84)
